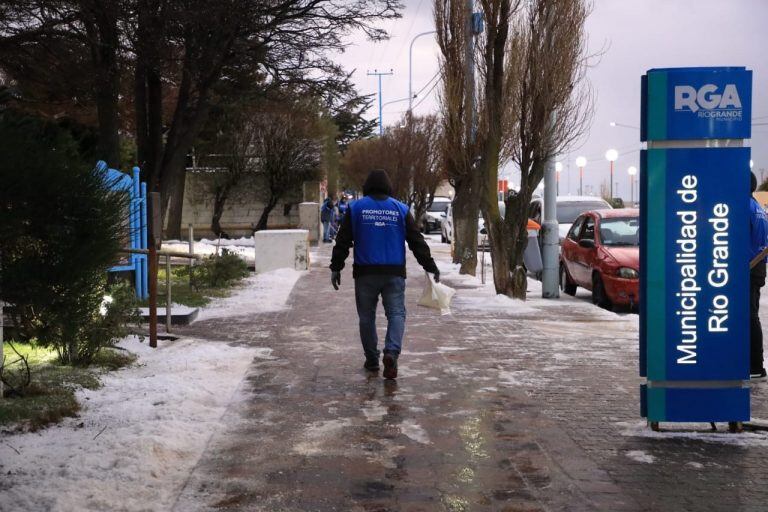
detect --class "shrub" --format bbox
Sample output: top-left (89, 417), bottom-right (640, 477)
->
top-left (179, 249), bottom-right (250, 290)
top-left (0, 110), bottom-right (130, 365)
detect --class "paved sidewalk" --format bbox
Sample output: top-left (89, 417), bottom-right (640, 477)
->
top-left (171, 241), bottom-right (768, 512)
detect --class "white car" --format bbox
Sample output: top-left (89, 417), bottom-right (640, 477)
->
top-left (415, 196), bottom-right (451, 234)
top-left (441, 201), bottom-right (505, 245)
top-left (528, 195), bottom-right (613, 242)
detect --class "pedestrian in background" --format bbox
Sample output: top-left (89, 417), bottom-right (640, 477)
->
top-left (330, 169), bottom-right (440, 379)
top-left (338, 196), bottom-right (349, 220)
top-left (749, 172), bottom-right (768, 379)
top-left (321, 197), bottom-right (334, 243)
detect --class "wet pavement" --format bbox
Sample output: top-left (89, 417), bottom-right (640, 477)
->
top-left (171, 241), bottom-right (768, 512)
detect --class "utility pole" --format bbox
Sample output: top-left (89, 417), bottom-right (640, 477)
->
top-left (465, 1), bottom-right (480, 145)
top-left (368, 69), bottom-right (394, 136)
top-left (541, 113), bottom-right (559, 298)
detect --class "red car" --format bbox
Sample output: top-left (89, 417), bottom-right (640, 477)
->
top-left (559, 208), bottom-right (639, 310)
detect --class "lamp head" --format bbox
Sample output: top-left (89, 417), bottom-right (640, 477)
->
top-left (576, 156), bottom-right (587, 168)
top-left (555, 162), bottom-right (563, 173)
top-left (605, 149), bottom-right (618, 162)
top-left (627, 166), bottom-right (638, 176)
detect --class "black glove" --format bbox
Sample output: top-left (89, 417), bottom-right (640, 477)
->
top-left (431, 268), bottom-right (440, 283)
top-left (331, 270), bottom-right (341, 290)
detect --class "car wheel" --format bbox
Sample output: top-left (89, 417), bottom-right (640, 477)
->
top-left (560, 264), bottom-right (577, 296)
top-left (592, 273), bottom-right (612, 310)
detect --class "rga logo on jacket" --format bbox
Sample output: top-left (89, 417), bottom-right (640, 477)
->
top-left (674, 83), bottom-right (742, 120)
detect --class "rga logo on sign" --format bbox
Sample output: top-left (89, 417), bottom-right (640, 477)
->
top-left (674, 84), bottom-right (742, 120)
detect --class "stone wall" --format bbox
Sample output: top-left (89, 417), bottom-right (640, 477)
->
top-left (182, 171), bottom-right (303, 238)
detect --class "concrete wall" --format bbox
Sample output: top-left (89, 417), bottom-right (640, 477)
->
top-left (182, 171), bottom-right (303, 238)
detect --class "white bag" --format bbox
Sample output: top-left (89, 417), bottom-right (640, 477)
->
top-left (418, 272), bottom-right (456, 315)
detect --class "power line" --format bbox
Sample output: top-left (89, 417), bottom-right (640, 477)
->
top-left (390, 0), bottom-right (428, 64)
top-left (411, 76), bottom-right (440, 111)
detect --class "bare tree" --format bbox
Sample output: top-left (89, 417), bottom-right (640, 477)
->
top-left (251, 110), bottom-right (322, 231)
top-left (478, 0), bottom-right (593, 298)
top-left (195, 107), bottom-right (259, 237)
top-left (435, 0), bottom-right (481, 275)
top-left (340, 114), bottom-right (444, 219)
top-left (405, 115), bottom-right (446, 228)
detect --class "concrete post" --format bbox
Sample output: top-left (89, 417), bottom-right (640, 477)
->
top-left (298, 202), bottom-right (321, 244)
top-left (541, 151), bottom-right (560, 298)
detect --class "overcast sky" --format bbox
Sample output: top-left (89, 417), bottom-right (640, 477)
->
top-left (334, 0), bottom-right (768, 200)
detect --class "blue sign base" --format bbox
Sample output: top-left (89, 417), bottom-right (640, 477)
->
top-left (641, 385), bottom-right (750, 422)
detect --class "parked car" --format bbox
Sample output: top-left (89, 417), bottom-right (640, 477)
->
top-left (559, 208), bottom-right (639, 310)
top-left (441, 203), bottom-right (453, 243)
top-left (415, 196), bottom-right (451, 234)
top-left (441, 201), bottom-right (504, 245)
top-left (529, 195), bottom-right (613, 242)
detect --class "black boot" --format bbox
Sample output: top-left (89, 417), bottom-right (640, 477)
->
top-left (382, 351), bottom-right (398, 380)
top-left (364, 355), bottom-right (380, 372)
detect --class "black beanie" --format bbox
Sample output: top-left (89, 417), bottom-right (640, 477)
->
top-left (363, 169), bottom-right (394, 196)
top-left (752, 172), bottom-right (758, 193)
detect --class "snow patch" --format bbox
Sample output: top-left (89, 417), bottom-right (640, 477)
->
top-left (618, 420), bottom-right (768, 447)
top-left (399, 420), bottom-right (431, 444)
top-left (626, 450), bottom-right (656, 464)
top-left (197, 267), bottom-right (304, 321)
top-left (0, 337), bottom-right (266, 511)
top-left (293, 418), bottom-right (353, 456)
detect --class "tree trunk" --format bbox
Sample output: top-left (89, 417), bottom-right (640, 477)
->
top-left (211, 185), bottom-right (231, 237)
top-left (159, 62), bottom-right (215, 238)
top-left (255, 197), bottom-right (278, 232)
top-left (482, 146), bottom-right (516, 296)
top-left (85, 6), bottom-right (121, 168)
top-left (503, 192), bottom-right (533, 299)
top-left (451, 176), bottom-right (479, 275)
top-left (134, 0), bottom-right (164, 190)
top-left (161, 157), bottom-right (189, 239)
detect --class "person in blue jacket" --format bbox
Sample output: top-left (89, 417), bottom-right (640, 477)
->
top-left (749, 172), bottom-right (768, 378)
top-left (338, 196), bottom-right (349, 219)
top-left (330, 169), bottom-right (440, 379)
top-left (320, 197), bottom-right (335, 243)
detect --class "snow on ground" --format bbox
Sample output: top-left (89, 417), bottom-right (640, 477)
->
top-left (163, 237), bottom-right (255, 265)
top-left (424, 235), bottom-right (636, 326)
top-left (0, 337), bottom-right (271, 511)
top-left (617, 420), bottom-right (768, 447)
top-left (197, 267), bottom-right (305, 321)
top-left (625, 450), bottom-right (656, 464)
top-left (0, 256), bottom-right (304, 512)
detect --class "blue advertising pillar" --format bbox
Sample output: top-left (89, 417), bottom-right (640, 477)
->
top-left (639, 67), bottom-right (753, 426)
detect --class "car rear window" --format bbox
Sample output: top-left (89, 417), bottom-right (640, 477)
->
top-left (557, 201), bottom-right (610, 224)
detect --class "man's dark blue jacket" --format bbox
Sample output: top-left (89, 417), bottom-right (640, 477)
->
top-left (330, 170), bottom-right (438, 279)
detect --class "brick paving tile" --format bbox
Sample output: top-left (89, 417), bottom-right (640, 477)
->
top-left (171, 241), bottom-right (768, 511)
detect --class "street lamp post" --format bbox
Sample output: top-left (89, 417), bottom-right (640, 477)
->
top-left (605, 149), bottom-right (618, 201)
top-left (628, 166), bottom-right (638, 205)
top-left (576, 156), bottom-right (587, 196)
top-left (408, 31), bottom-right (438, 116)
top-left (555, 162), bottom-right (563, 196)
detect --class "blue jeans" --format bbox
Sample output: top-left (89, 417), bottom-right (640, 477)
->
top-left (322, 220), bottom-right (330, 241)
top-left (354, 275), bottom-right (406, 358)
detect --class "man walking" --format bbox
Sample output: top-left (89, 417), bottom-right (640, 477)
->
top-left (330, 169), bottom-right (439, 379)
top-left (321, 197), bottom-right (335, 243)
top-left (750, 172), bottom-right (768, 379)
